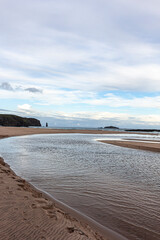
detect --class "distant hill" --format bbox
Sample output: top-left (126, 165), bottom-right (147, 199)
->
top-left (0, 114), bottom-right (41, 127)
top-left (104, 126), bottom-right (119, 129)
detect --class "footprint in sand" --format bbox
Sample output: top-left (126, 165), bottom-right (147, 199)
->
top-left (24, 196), bottom-right (29, 200)
top-left (31, 203), bottom-right (37, 209)
top-left (36, 199), bottom-right (48, 204)
top-left (46, 209), bottom-right (57, 220)
top-left (67, 227), bottom-right (88, 237)
top-left (40, 236), bottom-right (46, 240)
top-left (17, 183), bottom-right (25, 188)
top-left (33, 198), bottom-right (57, 220)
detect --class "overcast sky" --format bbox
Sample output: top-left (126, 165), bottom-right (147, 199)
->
top-left (1, 0), bottom-right (160, 128)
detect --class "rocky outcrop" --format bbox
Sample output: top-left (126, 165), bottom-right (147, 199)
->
top-left (0, 114), bottom-right (41, 127)
top-left (104, 126), bottom-right (119, 129)
top-left (125, 129), bottom-right (160, 132)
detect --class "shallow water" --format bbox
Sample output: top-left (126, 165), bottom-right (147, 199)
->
top-left (0, 133), bottom-right (160, 240)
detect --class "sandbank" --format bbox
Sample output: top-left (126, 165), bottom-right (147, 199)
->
top-left (99, 140), bottom-right (160, 152)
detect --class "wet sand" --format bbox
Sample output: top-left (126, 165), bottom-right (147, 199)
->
top-left (100, 140), bottom-right (160, 152)
top-left (0, 127), bottom-right (129, 240)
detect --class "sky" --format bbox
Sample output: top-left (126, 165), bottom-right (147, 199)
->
top-left (0, 0), bottom-right (160, 128)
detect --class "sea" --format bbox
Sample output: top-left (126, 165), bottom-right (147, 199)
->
top-left (0, 133), bottom-right (160, 240)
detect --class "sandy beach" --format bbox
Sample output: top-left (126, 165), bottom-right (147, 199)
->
top-left (0, 127), bottom-right (132, 240)
top-left (0, 126), bottom-right (128, 139)
top-left (0, 156), bottom-right (109, 240)
top-left (99, 140), bottom-right (160, 152)
top-left (0, 126), bottom-right (159, 240)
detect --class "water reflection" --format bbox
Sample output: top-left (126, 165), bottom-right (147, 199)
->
top-left (0, 134), bottom-right (160, 240)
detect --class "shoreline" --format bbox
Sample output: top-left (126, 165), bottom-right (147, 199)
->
top-left (0, 157), bottom-right (106, 240)
top-left (0, 157), bottom-right (128, 240)
top-left (0, 126), bottom-right (157, 139)
top-left (1, 126), bottom-right (159, 239)
top-left (99, 140), bottom-right (160, 152)
top-left (0, 127), bottom-right (129, 240)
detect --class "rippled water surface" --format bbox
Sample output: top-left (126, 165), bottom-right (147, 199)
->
top-left (0, 133), bottom-right (160, 240)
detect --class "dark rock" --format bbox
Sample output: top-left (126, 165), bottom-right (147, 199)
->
top-left (125, 129), bottom-right (160, 132)
top-left (0, 114), bottom-right (41, 127)
top-left (104, 126), bottom-right (119, 129)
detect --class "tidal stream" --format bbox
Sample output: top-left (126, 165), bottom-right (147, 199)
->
top-left (0, 133), bottom-right (160, 240)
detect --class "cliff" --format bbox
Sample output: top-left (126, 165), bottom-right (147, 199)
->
top-left (0, 114), bottom-right (41, 127)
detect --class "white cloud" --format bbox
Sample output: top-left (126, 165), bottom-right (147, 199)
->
top-left (1, 83), bottom-right (160, 109)
top-left (18, 104), bottom-right (31, 112)
top-left (15, 105), bottom-right (160, 127)
top-left (1, 0), bottom-right (160, 128)
top-left (1, 39), bottom-right (160, 92)
top-left (0, 1), bottom-right (160, 93)
top-left (85, 93), bottom-right (160, 108)
top-left (54, 111), bottom-right (160, 126)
